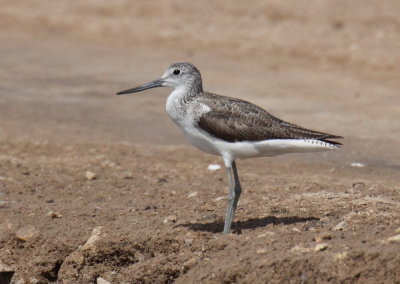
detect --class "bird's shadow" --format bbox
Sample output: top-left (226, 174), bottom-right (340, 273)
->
top-left (177, 215), bottom-right (319, 234)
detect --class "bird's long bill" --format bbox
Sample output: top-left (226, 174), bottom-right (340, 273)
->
top-left (116, 79), bottom-right (163, 95)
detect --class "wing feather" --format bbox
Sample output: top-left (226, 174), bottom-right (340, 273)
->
top-left (196, 92), bottom-right (343, 145)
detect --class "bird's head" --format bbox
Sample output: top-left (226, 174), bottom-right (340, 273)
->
top-left (117, 62), bottom-right (203, 95)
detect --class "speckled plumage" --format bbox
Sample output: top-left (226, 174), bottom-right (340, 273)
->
top-left (195, 92), bottom-right (342, 144)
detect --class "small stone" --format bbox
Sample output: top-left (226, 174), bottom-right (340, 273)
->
top-left (97, 277), bottom-right (111, 284)
top-left (81, 226), bottom-right (103, 250)
top-left (314, 232), bottom-right (332, 243)
top-left (319, 217), bottom-right (330, 223)
top-left (207, 164), bottom-right (221, 171)
top-left (123, 171), bottom-right (134, 179)
top-left (163, 215), bottom-right (177, 224)
top-left (387, 234), bottom-right (400, 243)
top-left (333, 221), bottom-right (347, 231)
top-left (188, 192), bottom-right (198, 198)
top-left (0, 200), bottom-right (9, 209)
top-left (85, 171), bottom-right (96, 180)
top-left (256, 231), bottom-right (275, 238)
top-left (0, 261), bottom-right (14, 272)
top-left (256, 248), bottom-right (268, 255)
top-left (292, 227), bottom-right (302, 233)
top-left (350, 162), bottom-right (365, 167)
top-left (212, 196), bottom-right (225, 202)
top-left (314, 243), bottom-right (329, 251)
top-left (290, 245), bottom-right (311, 253)
top-left (334, 252), bottom-right (348, 261)
top-left (15, 225), bottom-right (39, 241)
top-left (185, 238), bottom-right (194, 245)
top-left (46, 211), bottom-right (62, 218)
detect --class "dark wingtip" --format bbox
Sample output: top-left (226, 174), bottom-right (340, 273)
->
top-left (330, 135), bottom-right (344, 140)
top-left (320, 137), bottom-right (343, 146)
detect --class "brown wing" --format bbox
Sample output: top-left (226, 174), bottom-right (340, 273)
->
top-left (196, 92), bottom-right (342, 144)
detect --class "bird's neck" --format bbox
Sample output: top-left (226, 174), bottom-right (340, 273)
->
top-left (185, 80), bottom-right (203, 97)
top-left (172, 83), bottom-right (203, 101)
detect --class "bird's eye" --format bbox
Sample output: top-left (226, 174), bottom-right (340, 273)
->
top-left (173, 69), bottom-right (180, 75)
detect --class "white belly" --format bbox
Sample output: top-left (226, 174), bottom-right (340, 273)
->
top-left (173, 118), bottom-right (338, 165)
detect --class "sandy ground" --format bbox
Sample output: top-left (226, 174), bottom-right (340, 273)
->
top-left (1, 1), bottom-right (400, 283)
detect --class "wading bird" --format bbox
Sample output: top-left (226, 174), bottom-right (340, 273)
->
top-left (117, 62), bottom-right (342, 234)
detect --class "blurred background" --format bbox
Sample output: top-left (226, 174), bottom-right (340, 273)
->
top-left (1, 0), bottom-right (399, 168)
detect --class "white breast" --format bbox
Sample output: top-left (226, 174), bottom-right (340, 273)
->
top-left (166, 90), bottom-right (219, 155)
top-left (166, 88), bottom-right (187, 124)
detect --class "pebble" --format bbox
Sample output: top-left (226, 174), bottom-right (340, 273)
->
top-left (0, 261), bottom-right (14, 272)
top-left (97, 277), bottom-right (111, 284)
top-left (184, 238), bottom-right (194, 245)
top-left (46, 211), bottom-right (62, 218)
top-left (81, 226), bottom-right (103, 250)
top-left (387, 234), bottom-right (400, 243)
top-left (290, 245), bottom-right (312, 253)
top-left (333, 221), bottom-right (347, 231)
top-left (163, 215), bottom-right (177, 224)
top-left (15, 225), bottom-right (39, 242)
top-left (350, 162), bottom-right (365, 168)
top-left (257, 231), bottom-right (275, 238)
top-left (314, 243), bottom-right (329, 251)
top-left (212, 196), bottom-right (225, 202)
top-left (207, 164), bottom-right (221, 171)
top-left (314, 232), bottom-right (332, 243)
top-left (256, 248), bottom-right (268, 255)
top-left (188, 192), bottom-right (198, 198)
top-left (319, 217), bottom-right (330, 223)
top-left (123, 172), bottom-right (134, 179)
top-left (85, 171), bottom-right (96, 180)
top-left (0, 200), bottom-right (9, 209)
top-left (334, 252), bottom-right (348, 261)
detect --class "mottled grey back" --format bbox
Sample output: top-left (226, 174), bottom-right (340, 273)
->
top-left (196, 92), bottom-right (342, 144)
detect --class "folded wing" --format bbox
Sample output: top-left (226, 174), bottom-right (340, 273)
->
top-left (196, 92), bottom-right (343, 145)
